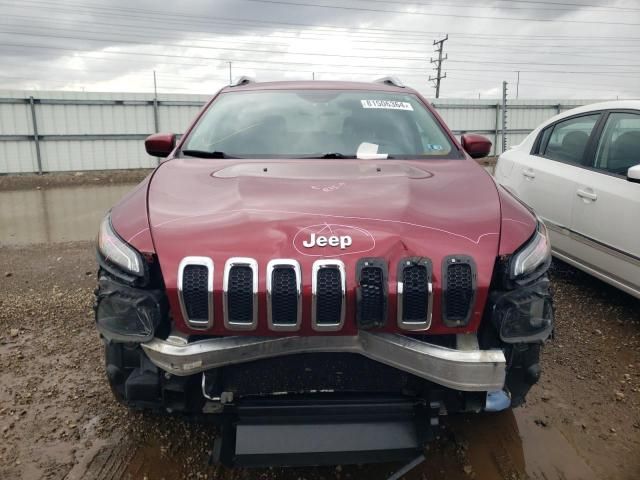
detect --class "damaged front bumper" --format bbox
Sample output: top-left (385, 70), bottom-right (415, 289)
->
top-left (141, 332), bottom-right (506, 392)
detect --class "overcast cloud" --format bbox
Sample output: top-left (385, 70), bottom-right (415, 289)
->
top-left (0, 0), bottom-right (639, 99)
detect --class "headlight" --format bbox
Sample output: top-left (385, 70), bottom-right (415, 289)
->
top-left (510, 220), bottom-right (551, 280)
top-left (491, 278), bottom-right (554, 344)
top-left (98, 214), bottom-right (144, 277)
top-left (95, 275), bottom-right (166, 342)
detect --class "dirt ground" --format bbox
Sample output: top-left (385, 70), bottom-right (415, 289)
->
top-left (0, 240), bottom-right (638, 480)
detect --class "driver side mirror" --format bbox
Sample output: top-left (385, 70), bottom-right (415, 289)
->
top-left (145, 133), bottom-right (176, 158)
top-left (461, 133), bottom-right (492, 159)
top-left (628, 164), bottom-right (640, 183)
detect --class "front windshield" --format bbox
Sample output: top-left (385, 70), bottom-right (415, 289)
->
top-left (182, 90), bottom-right (460, 159)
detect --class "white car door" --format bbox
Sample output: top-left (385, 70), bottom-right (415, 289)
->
top-left (497, 113), bottom-right (602, 256)
top-left (569, 111), bottom-right (640, 297)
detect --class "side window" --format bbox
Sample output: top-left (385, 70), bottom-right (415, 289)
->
top-left (594, 112), bottom-right (640, 176)
top-left (540, 114), bottom-right (600, 165)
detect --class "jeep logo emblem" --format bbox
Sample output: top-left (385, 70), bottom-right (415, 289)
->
top-left (293, 223), bottom-right (375, 258)
top-left (302, 233), bottom-right (352, 249)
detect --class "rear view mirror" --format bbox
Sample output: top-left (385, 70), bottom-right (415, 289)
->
top-left (461, 133), bottom-right (492, 159)
top-left (628, 164), bottom-right (640, 183)
top-left (145, 133), bottom-right (176, 158)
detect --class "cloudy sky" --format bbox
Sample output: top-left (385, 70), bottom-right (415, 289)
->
top-left (1, 0), bottom-right (639, 99)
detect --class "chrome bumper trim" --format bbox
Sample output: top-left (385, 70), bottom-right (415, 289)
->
top-left (142, 332), bottom-right (506, 392)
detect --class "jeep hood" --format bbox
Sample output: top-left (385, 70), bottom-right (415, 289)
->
top-left (142, 158), bottom-right (508, 335)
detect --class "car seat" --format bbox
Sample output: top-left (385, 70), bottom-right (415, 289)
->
top-left (608, 131), bottom-right (640, 174)
top-left (560, 130), bottom-right (590, 164)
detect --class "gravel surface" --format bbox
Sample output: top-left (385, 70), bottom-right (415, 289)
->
top-left (0, 241), bottom-right (638, 480)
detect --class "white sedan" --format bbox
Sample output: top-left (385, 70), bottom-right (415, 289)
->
top-left (495, 101), bottom-right (640, 299)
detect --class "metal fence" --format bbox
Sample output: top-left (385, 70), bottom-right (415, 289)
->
top-left (0, 90), bottom-right (605, 174)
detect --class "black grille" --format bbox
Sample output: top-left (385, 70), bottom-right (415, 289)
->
top-left (182, 265), bottom-right (209, 322)
top-left (271, 267), bottom-right (298, 325)
top-left (444, 261), bottom-right (474, 324)
top-left (357, 263), bottom-right (386, 328)
top-left (227, 266), bottom-right (254, 324)
top-left (218, 353), bottom-right (416, 397)
top-left (315, 267), bottom-right (343, 325)
top-left (402, 265), bottom-right (429, 323)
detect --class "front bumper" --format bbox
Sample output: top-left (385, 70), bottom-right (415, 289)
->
top-left (142, 332), bottom-right (506, 392)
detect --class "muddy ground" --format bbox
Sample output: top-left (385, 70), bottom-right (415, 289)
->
top-left (0, 240), bottom-right (638, 480)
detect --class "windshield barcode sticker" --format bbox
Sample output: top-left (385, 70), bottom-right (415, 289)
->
top-left (361, 99), bottom-right (413, 111)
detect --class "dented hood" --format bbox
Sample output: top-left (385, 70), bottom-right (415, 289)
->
top-left (147, 158), bottom-right (502, 334)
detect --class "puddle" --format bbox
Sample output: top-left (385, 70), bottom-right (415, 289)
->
top-left (449, 410), bottom-right (597, 480)
top-left (0, 184), bottom-right (136, 246)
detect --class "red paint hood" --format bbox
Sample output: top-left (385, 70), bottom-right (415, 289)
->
top-left (146, 158), bottom-right (505, 335)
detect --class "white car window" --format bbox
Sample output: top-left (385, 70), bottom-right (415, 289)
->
top-left (594, 112), bottom-right (640, 176)
top-left (540, 114), bottom-right (600, 166)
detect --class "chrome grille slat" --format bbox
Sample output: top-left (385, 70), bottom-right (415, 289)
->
top-left (223, 257), bottom-right (258, 330)
top-left (397, 258), bottom-right (433, 331)
top-left (312, 260), bottom-right (346, 332)
top-left (177, 256), bottom-right (213, 330)
top-left (267, 259), bottom-right (302, 331)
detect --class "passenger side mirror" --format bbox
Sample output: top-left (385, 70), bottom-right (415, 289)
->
top-left (461, 133), bottom-right (492, 159)
top-left (145, 133), bottom-right (176, 158)
top-left (628, 164), bottom-right (640, 183)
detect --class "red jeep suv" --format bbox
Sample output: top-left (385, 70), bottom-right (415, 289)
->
top-left (95, 78), bottom-right (553, 466)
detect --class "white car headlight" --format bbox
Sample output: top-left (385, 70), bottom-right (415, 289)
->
top-left (510, 220), bottom-right (551, 279)
top-left (98, 214), bottom-right (144, 277)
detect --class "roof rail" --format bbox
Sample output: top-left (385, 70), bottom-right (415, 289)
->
top-left (230, 76), bottom-right (255, 87)
top-left (374, 76), bottom-right (405, 88)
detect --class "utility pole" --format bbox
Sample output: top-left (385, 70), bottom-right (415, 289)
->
top-left (429, 34), bottom-right (448, 98)
top-left (153, 70), bottom-right (158, 98)
top-left (515, 71), bottom-right (520, 99)
top-left (501, 81), bottom-right (508, 154)
top-left (152, 70), bottom-right (159, 134)
top-left (227, 61), bottom-right (232, 85)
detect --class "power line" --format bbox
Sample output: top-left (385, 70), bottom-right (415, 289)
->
top-left (446, 67), bottom-right (640, 75)
top-left (0, 42), bottom-right (433, 75)
top-left (5, 13), bottom-right (640, 52)
top-left (360, 0), bottom-right (640, 13)
top-left (242, 0), bottom-right (640, 27)
top-left (0, 0), bottom-right (444, 42)
top-left (4, 29), bottom-right (640, 72)
top-left (5, 0), bottom-right (640, 40)
top-left (447, 58), bottom-right (640, 68)
top-left (426, 0), bottom-right (640, 13)
top-left (0, 29), bottom-right (430, 63)
top-left (8, 12), bottom-right (640, 50)
top-left (6, 13), bottom-right (640, 52)
top-left (0, 18), bottom-right (436, 55)
top-left (9, 26), bottom-right (640, 71)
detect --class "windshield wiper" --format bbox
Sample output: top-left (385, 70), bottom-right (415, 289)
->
top-left (301, 152), bottom-right (357, 159)
top-left (181, 149), bottom-right (235, 159)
